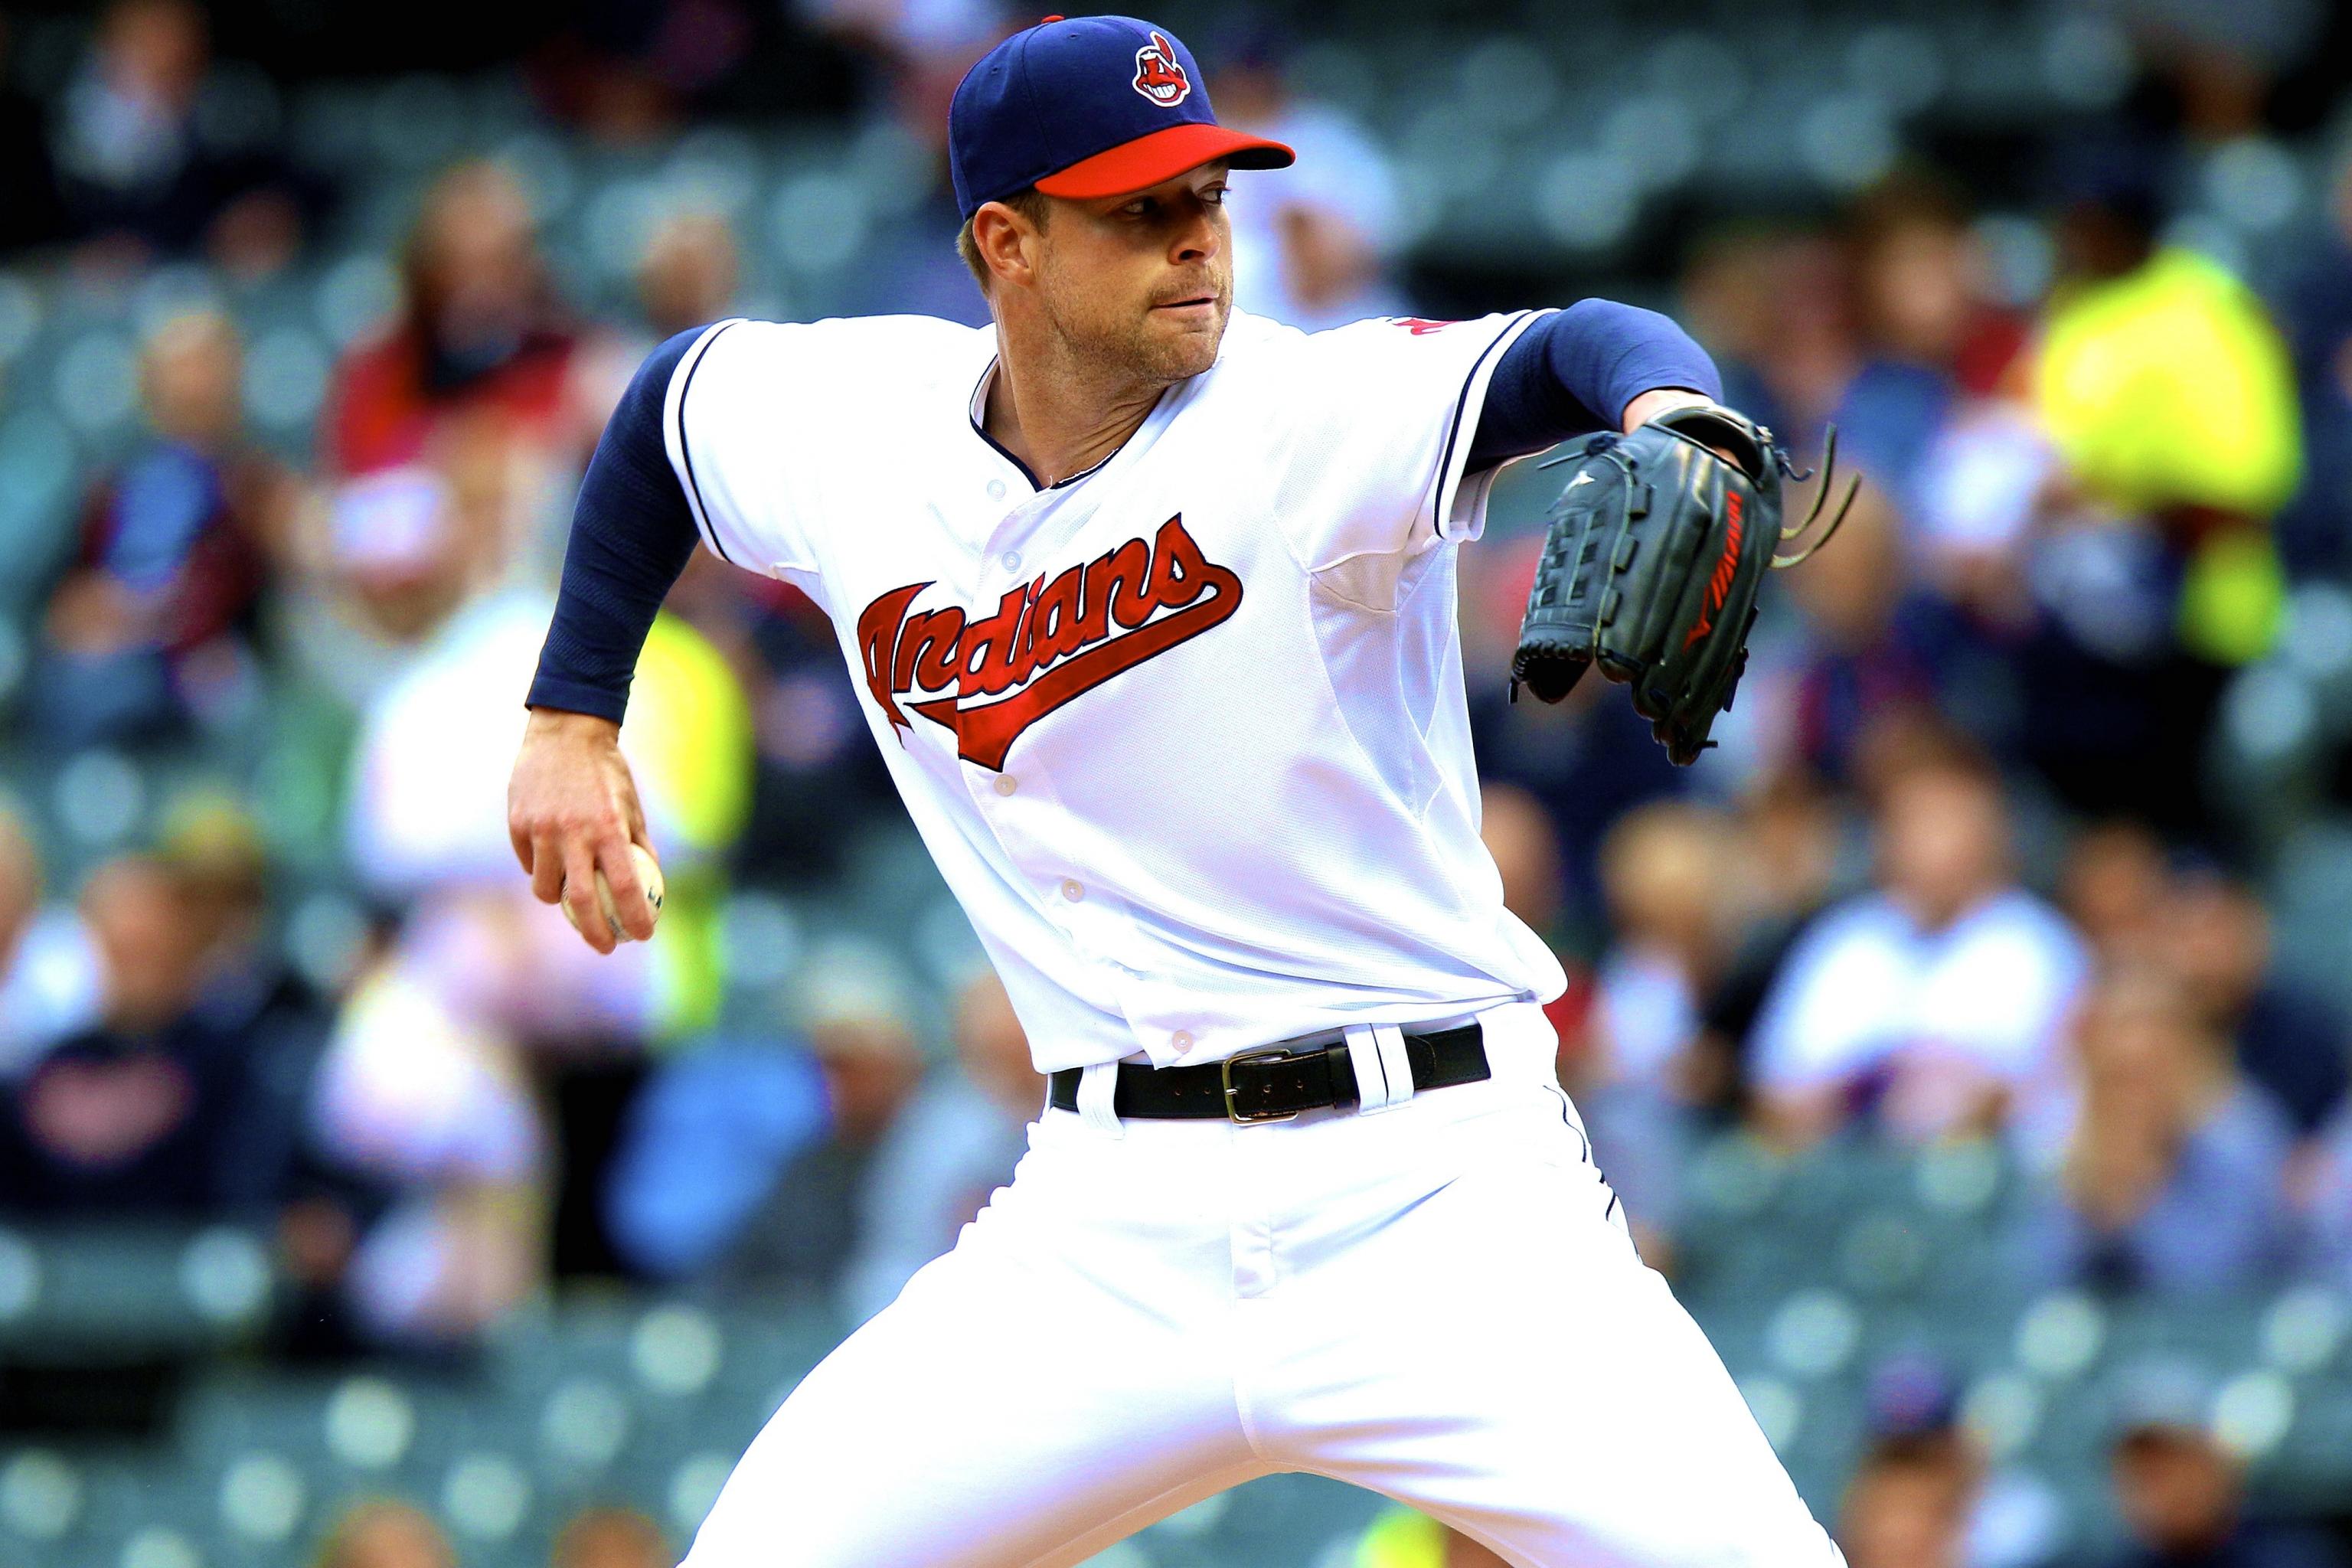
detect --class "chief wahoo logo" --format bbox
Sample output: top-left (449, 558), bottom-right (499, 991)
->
top-left (1132, 31), bottom-right (1191, 106)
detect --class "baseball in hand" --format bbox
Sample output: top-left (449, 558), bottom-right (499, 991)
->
top-left (563, 843), bottom-right (665, 941)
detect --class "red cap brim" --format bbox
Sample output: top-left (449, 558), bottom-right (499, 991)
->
top-left (1033, 122), bottom-right (1295, 201)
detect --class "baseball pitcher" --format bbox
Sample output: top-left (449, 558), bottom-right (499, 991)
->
top-left (508, 15), bottom-right (1844, 1566)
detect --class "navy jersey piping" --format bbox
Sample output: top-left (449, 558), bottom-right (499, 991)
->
top-left (1433, 311), bottom-right (1537, 514)
top-left (966, 361), bottom-right (1131, 493)
top-left (675, 320), bottom-right (741, 564)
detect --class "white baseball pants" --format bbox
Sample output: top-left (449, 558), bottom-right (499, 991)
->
top-left (678, 1001), bottom-right (1840, 1568)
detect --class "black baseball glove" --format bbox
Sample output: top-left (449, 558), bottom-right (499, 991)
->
top-left (1509, 404), bottom-right (1852, 765)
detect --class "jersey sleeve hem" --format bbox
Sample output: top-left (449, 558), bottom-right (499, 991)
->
top-left (523, 674), bottom-right (629, 724)
top-left (1431, 309), bottom-right (1550, 545)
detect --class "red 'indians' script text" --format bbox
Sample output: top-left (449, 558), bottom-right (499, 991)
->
top-left (854, 514), bottom-right (1243, 771)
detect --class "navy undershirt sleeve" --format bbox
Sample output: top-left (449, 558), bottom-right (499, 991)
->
top-left (1467, 299), bottom-right (1723, 470)
top-left (525, 327), bottom-right (709, 724)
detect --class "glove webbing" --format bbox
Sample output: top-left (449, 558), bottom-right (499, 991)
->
top-left (1509, 436), bottom-right (1642, 704)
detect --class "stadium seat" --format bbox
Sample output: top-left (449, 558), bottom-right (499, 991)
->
top-left (0, 1225), bottom-right (270, 1361)
top-left (0, 1446), bottom-right (87, 1566)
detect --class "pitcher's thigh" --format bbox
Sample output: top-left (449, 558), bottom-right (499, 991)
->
top-left (681, 1246), bottom-right (1260, 1568)
top-left (1297, 1154), bottom-right (1840, 1568)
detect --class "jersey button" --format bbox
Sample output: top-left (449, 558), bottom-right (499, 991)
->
top-left (1001, 550), bottom-right (1021, 571)
top-left (987, 479), bottom-right (1007, 500)
top-left (1171, 1030), bottom-right (1194, 1051)
top-left (992, 775), bottom-right (1018, 796)
top-left (1060, 878), bottom-right (1083, 902)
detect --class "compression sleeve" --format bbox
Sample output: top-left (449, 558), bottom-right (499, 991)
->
top-left (1466, 299), bottom-right (1723, 470)
top-left (525, 328), bottom-right (707, 723)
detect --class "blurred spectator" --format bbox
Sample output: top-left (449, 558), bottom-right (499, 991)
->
top-left (2115, 0), bottom-right (2324, 142)
top-left (1855, 1357), bottom-right (2063, 1568)
top-left (1681, 224), bottom-right (1787, 415)
top-left (312, 1498), bottom-right (458, 1568)
top-left (1482, 781), bottom-right (1564, 948)
top-left (551, 1504), bottom-right (671, 1568)
top-left (1769, 485), bottom-right (1975, 785)
top-left (2292, 1093), bottom-right (2352, 1285)
top-left (297, 332), bottom-right (616, 708)
top-left (1839, 173), bottom-right (2026, 517)
top-left (580, 207), bottom-right (749, 413)
top-left (717, 560), bottom-right (910, 881)
top-left (638, 208), bottom-right (744, 340)
top-left (1351, 1506), bottom-right (1511, 1567)
top-left (2157, 870), bottom-right (2347, 1136)
top-left (34, 308), bottom-right (292, 748)
top-left (2014, 966), bottom-right (2296, 1297)
top-left (1909, 392), bottom-right (2056, 639)
top-left (717, 945), bottom-right (926, 1300)
top-left (1751, 747), bottom-right (2087, 1145)
top-left (839, 969), bottom-right (1038, 1322)
top-left (604, 1027), bottom-right (828, 1279)
top-left (1589, 802), bottom-right (1733, 1095)
top-left (324, 160), bottom-right (596, 483)
top-left (1840, 1436), bottom-right (1971, 1568)
top-left (0, 851), bottom-right (309, 1216)
top-left (845, 169), bottom-right (997, 327)
top-left (2102, 1375), bottom-right (2346, 1568)
top-left (1690, 773), bottom-right (1847, 1117)
top-left (1568, 801), bottom-right (1739, 1253)
top-left (1692, 227), bottom-right (1859, 455)
top-left (822, 0), bottom-right (1004, 329)
top-left (1481, 779), bottom-right (1607, 1100)
top-left (324, 460), bottom-right (538, 822)
top-left (327, 525), bottom-right (749, 1287)
top-left (2060, 819), bottom-right (2174, 965)
top-left (155, 788), bottom-right (335, 1191)
top-left (1212, 36), bottom-right (1410, 332)
top-left (2038, 165), bottom-right (2302, 554)
top-left (829, 11), bottom-right (1001, 329)
top-left (51, 0), bottom-right (313, 276)
top-left (0, 803), bottom-right (105, 1080)
top-left (339, 544), bottom-right (750, 1035)
top-left (2023, 155), bottom-right (2300, 829)
top-left (2063, 828), bottom-right (2345, 1135)
top-left (311, 945), bottom-right (547, 1344)
top-left (1851, 174), bottom-right (2029, 403)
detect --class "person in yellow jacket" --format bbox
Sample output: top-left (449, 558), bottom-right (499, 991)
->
top-left (2034, 206), bottom-right (2301, 668)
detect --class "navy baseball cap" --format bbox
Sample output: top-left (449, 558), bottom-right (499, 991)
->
top-left (949, 15), bottom-right (1294, 222)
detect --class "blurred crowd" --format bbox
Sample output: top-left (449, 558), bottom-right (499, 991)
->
top-left (5, 0), bottom-right (2352, 1564)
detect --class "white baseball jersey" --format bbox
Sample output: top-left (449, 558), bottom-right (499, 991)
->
top-left (662, 307), bottom-right (1569, 1072)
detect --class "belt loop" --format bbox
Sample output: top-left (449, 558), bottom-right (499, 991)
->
top-left (1344, 1024), bottom-right (1415, 1112)
top-left (1076, 1060), bottom-right (1125, 1138)
top-left (1374, 1024), bottom-right (1416, 1109)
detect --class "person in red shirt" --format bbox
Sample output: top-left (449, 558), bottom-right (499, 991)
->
top-left (323, 159), bottom-right (589, 482)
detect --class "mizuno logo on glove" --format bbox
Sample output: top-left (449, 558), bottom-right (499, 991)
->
top-left (1681, 492), bottom-right (1743, 650)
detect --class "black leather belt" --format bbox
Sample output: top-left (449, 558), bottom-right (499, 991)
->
top-left (1046, 1022), bottom-right (1489, 1124)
